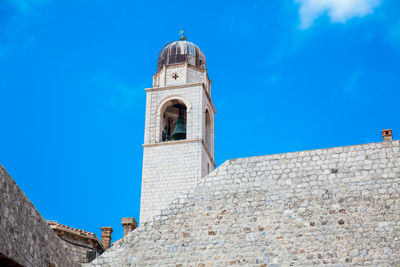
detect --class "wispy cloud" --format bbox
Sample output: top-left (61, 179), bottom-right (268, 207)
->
top-left (295, 0), bottom-right (382, 29)
top-left (343, 70), bottom-right (363, 95)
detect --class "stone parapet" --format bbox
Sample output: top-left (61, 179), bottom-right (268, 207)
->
top-left (0, 165), bottom-right (78, 267)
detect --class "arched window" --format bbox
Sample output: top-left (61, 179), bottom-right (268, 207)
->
top-left (205, 109), bottom-right (213, 152)
top-left (160, 100), bottom-right (187, 142)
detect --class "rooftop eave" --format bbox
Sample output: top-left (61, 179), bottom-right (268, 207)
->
top-left (49, 224), bottom-right (103, 249)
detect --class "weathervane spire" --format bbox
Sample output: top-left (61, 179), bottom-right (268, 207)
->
top-left (179, 29), bottom-right (187, 41)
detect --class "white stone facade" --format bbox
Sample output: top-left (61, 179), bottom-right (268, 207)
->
top-left (140, 62), bottom-right (216, 223)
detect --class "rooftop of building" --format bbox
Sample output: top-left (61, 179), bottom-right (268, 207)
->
top-left (157, 39), bottom-right (206, 72)
top-left (47, 221), bottom-right (104, 251)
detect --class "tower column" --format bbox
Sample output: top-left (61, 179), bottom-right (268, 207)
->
top-left (140, 38), bottom-right (215, 224)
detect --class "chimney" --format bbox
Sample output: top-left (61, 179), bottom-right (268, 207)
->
top-left (100, 227), bottom-right (113, 249)
top-left (121, 217), bottom-right (137, 237)
top-left (382, 129), bottom-right (392, 142)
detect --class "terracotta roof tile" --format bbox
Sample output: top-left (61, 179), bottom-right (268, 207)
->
top-left (47, 220), bottom-right (96, 236)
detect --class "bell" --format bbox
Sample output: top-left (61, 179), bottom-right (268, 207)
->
top-left (171, 117), bottom-right (186, 140)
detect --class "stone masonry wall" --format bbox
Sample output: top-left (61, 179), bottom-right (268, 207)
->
top-left (165, 66), bottom-right (186, 86)
top-left (140, 141), bottom-right (203, 223)
top-left (201, 145), bottom-right (214, 177)
top-left (201, 85), bottom-right (214, 157)
top-left (187, 67), bottom-right (204, 84)
top-left (0, 165), bottom-right (78, 267)
top-left (152, 64), bottom-right (208, 88)
top-left (57, 234), bottom-right (97, 264)
top-left (86, 140), bottom-right (400, 266)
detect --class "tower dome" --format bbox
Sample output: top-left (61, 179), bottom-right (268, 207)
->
top-left (157, 40), bottom-right (206, 72)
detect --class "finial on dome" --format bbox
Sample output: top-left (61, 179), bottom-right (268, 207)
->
top-left (179, 29), bottom-right (187, 41)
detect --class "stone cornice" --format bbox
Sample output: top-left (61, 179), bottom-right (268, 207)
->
top-left (142, 139), bottom-right (202, 148)
top-left (145, 82), bottom-right (202, 92)
top-left (145, 83), bottom-right (216, 114)
top-left (152, 63), bottom-right (208, 76)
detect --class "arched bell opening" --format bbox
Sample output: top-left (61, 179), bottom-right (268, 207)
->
top-left (160, 100), bottom-right (187, 142)
top-left (205, 109), bottom-right (213, 153)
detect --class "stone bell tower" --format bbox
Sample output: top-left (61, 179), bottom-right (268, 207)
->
top-left (140, 36), bottom-right (216, 223)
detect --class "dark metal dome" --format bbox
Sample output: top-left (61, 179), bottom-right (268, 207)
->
top-left (157, 41), bottom-right (206, 72)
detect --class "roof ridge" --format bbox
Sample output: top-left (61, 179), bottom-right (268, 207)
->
top-left (47, 220), bottom-right (96, 236)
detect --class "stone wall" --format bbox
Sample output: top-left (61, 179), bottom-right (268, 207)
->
top-left (201, 86), bottom-right (215, 157)
top-left (187, 66), bottom-right (205, 84)
top-left (152, 63), bottom-right (208, 89)
top-left (56, 234), bottom-right (98, 264)
top-left (165, 66), bottom-right (186, 86)
top-left (0, 165), bottom-right (78, 267)
top-left (86, 140), bottom-right (400, 266)
top-left (201, 143), bottom-right (214, 178)
top-left (140, 141), bottom-right (204, 223)
top-left (48, 221), bottom-right (104, 264)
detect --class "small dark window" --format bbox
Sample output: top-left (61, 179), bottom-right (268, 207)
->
top-left (86, 250), bottom-right (96, 262)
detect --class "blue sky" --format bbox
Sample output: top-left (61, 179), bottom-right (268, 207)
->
top-left (1, 0), bottom-right (399, 241)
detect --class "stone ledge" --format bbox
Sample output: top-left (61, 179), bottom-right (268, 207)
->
top-left (142, 139), bottom-right (215, 167)
top-left (145, 82), bottom-right (202, 92)
top-left (145, 83), bottom-right (216, 114)
top-left (143, 139), bottom-right (202, 148)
